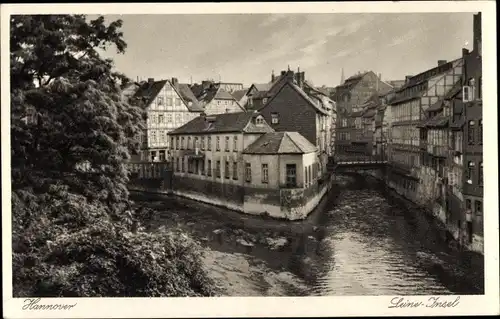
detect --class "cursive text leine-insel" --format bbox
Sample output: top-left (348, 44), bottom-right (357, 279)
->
top-left (22, 298), bottom-right (77, 311)
top-left (389, 296), bottom-right (461, 309)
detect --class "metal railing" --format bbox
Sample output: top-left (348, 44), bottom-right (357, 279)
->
top-left (333, 154), bottom-right (387, 165)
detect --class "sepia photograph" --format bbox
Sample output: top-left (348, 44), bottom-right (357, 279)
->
top-left (2, 1), bottom-right (498, 318)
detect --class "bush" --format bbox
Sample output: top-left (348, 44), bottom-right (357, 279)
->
top-left (12, 191), bottom-right (218, 297)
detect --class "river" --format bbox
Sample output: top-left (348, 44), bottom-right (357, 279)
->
top-left (132, 174), bottom-right (484, 296)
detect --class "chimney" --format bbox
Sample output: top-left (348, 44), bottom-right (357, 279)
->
top-left (171, 77), bottom-right (179, 87)
top-left (378, 73), bottom-right (382, 80)
top-left (405, 75), bottom-right (413, 83)
top-left (462, 48), bottom-right (470, 57)
top-left (148, 78), bottom-right (155, 84)
top-left (473, 12), bottom-right (482, 53)
top-left (280, 70), bottom-right (286, 76)
top-left (285, 69), bottom-right (294, 82)
top-left (271, 70), bottom-right (275, 82)
top-left (438, 60), bottom-right (447, 66)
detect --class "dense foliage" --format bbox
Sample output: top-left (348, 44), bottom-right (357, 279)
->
top-left (11, 14), bottom-right (217, 297)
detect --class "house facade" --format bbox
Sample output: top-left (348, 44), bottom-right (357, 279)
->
top-left (333, 71), bottom-right (394, 157)
top-left (195, 82), bottom-right (245, 115)
top-left (130, 77), bottom-right (203, 162)
top-left (167, 112), bottom-right (332, 220)
top-left (257, 69), bottom-right (335, 175)
top-left (386, 58), bottom-right (464, 204)
top-left (460, 12), bottom-right (483, 253)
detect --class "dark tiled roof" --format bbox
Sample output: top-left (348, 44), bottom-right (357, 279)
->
top-left (214, 88), bottom-right (236, 100)
top-left (349, 111), bottom-right (364, 118)
top-left (168, 112), bottom-right (274, 135)
top-left (231, 89), bottom-right (247, 101)
top-left (176, 83), bottom-right (204, 112)
top-left (132, 80), bottom-right (168, 107)
top-left (450, 118), bottom-right (465, 130)
top-left (259, 80), bottom-right (329, 115)
top-left (427, 100), bottom-right (444, 112)
top-left (243, 132), bottom-right (317, 154)
top-left (362, 109), bottom-right (377, 118)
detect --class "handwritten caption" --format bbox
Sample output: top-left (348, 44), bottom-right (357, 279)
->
top-left (23, 298), bottom-right (77, 311)
top-left (389, 296), bottom-right (461, 309)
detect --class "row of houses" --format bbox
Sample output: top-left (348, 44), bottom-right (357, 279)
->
top-left (126, 68), bottom-right (336, 219)
top-left (332, 13), bottom-right (483, 253)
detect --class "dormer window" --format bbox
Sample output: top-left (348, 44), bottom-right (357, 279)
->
top-left (271, 112), bottom-right (279, 124)
top-left (255, 115), bottom-right (265, 126)
top-left (263, 98), bottom-right (268, 104)
top-left (157, 96), bottom-right (164, 106)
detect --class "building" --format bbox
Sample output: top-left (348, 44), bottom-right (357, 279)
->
top-left (460, 12), bottom-right (483, 252)
top-left (217, 82), bottom-right (244, 93)
top-left (257, 69), bottom-right (335, 174)
top-left (373, 90), bottom-right (397, 160)
top-left (386, 58), bottom-right (464, 205)
top-left (167, 112), bottom-right (332, 219)
top-left (192, 81), bottom-right (245, 115)
top-left (230, 89), bottom-right (248, 107)
top-left (332, 71), bottom-right (394, 157)
top-left (130, 77), bottom-right (204, 162)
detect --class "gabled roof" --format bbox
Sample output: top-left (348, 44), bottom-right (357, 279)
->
top-left (168, 112), bottom-right (274, 135)
top-left (231, 89), bottom-right (247, 101)
top-left (253, 83), bottom-right (273, 92)
top-left (419, 113), bottom-right (449, 128)
top-left (176, 83), bottom-right (204, 112)
top-left (214, 88), bottom-right (236, 100)
top-left (258, 80), bottom-right (329, 115)
top-left (132, 80), bottom-right (168, 107)
top-left (243, 132), bottom-right (317, 154)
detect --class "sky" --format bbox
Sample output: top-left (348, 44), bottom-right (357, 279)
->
top-left (96, 13), bottom-right (474, 88)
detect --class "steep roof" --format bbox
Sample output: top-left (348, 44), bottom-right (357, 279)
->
top-left (214, 88), bottom-right (236, 100)
top-left (253, 83), bottom-right (273, 92)
top-left (168, 112), bottom-right (274, 135)
top-left (258, 80), bottom-right (329, 115)
top-left (132, 80), bottom-right (168, 107)
top-left (231, 89), bottom-right (247, 101)
top-left (243, 132), bottom-right (317, 154)
top-left (176, 83), bottom-right (204, 111)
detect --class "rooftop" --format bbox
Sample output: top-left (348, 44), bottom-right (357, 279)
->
top-left (243, 131), bottom-right (317, 154)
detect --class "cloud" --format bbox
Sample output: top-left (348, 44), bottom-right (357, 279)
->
top-left (258, 14), bottom-right (289, 27)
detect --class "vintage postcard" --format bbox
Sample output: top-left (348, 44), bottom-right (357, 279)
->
top-left (2, 1), bottom-right (499, 318)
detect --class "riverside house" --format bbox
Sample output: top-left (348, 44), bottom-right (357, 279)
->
top-left (167, 111), bottom-right (331, 220)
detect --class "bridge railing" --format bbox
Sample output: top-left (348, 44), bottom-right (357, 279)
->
top-left (125, 161), bottom-right (172, 179)
top-left (333, 154), bottom-right (387, 164)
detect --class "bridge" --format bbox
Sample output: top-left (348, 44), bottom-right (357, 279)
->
top-left (328, 155), bottom-right (388, 173)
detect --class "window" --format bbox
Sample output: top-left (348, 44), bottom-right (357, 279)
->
top-left (245, 163), bottom-right (252, 182)
top-left (263, 98), bottom-right (268, 104)
top-left (181, 157), bottom-right (185, 172)
top-left (166, 113), bottom-right (172, 123)
top-left (216, 161), bottom-right (221, 178)
top-left (271, 112), bottom-right (279, 124)
top-left (158, 114), bottom-right (164, 123)
top-left (478, 120), bottom-right (482, 144)
top-left (207, 160), bottom-right (212, 176)
top-left (475, 200), bottom-right (482, 215)
top-left (150, 151), bottom-right (157, 162)
top-left (176, 158), bottom-right (180, 172)
top-left (201, 137), bottom-right (205, 150)
top-left (286, 164), bottom-right (297, 187)
top-left (305, 167), bottom-right (308, 187)
top-left (181, 137), bottom-right (185, 150)
top-left (233, 162), bottom-right (238, 180)
top-left (159, 150), bottom-right (165, 162)
top-left (225, 136), bottom-right (230, 151)
top-left (216, 137), bottom-right (220, 151)
top-left (478, 76), bottom-right (482, 99)
top-left (175, 98), bottom-right (181, 107)
top-left (479, 162), bottom-right (483, 186)
top-left (308, 166), bottom-right (312, 184)
top-left (208, 136), bottom-right (212, 151)
top-left (201, 160), bottom-right (205, 175)
top-left (159, 130), bottom-right (165, 143)
top-left (225, 108), bottom-right (229, 113)
top-left (151, 130), bottom-right (157, 143)
top-left (466, 161), bottom-right (475, 184)
top-left (225, 161), bottom-right (230, 179)
top-left (256, 116), bottom-right (264, 126)
top-left (170, 137), bottom-right (174, 150)
top-left (175, 113), bottom-right (181, 122)
top-left (468, 120), bottom-right (475, 144)
top-left (157, 96), bottom-right (164, 106)
top-left (262, 164), bottom-right (268, 183)
top-left (233, 136), bottom-right (238, 152)
top-left (187, 137), bottom-right (192, 150)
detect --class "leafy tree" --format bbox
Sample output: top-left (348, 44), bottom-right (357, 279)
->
top-left (11, 15), bottom-right (217, 297)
